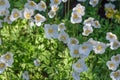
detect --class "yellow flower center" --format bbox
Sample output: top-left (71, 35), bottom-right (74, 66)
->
top-left (35, 15), bottom-right (41, 21)
top-left (25, 13), bottom-right (31, 19)
top-left (71, 39), bottom-right (77, 44)
top-left (0, 63), bottom-right (5, 68)
top-left (85, 29), bottom-right (91, 34)
top-left (109, 63), bottom-right (114, 68)
top-left (29, 1), bottom-right (35, 6)
top-left (41, 3), bottom-right (45, 8)
top-left (60, 36), bottom-right (66, 41)
top-left (97, 45), bottom-right (103, 50)
top-left (113, 41), bottom-right (119, 47)
top-left (114, 56), bottom-right (119, 61)
top-left (74, 49), bottom-right (79, 54)
top-left (54, 0), bottom-right (59, 4)
top-left (0, 0), bottom-right (5, 5)
top-left (13, 12), bottom-right (19, 18)
top-left (48, 28), bottom-right (54, 34)
top-left (77, 8), bottom-right (81, 13)
top-left (82, 46), bottom-right (88, 50)
top-left (76, 63), bottom-right (82, 68)
top-left (73, 13), bottom-right (78, 19)
top-left (4, 54), bottom-right (11, 60)
top-left (113, 72), bottom-right (120, 78)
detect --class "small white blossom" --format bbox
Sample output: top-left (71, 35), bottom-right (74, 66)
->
top-left (106, 61), bottom-right (119, 71)
top-left (72, 59), bottom-right (87, 73)
top-left (62, 0), bottom-right (67, 3)
top-left (22, 71), bottom-right (29, 80)
top-left (24, 1), bottom-right (37, 10)
top-left (73, 3), bottom-right (85, 16)
top-left (110, 70), bottom-right (120, 80)
top-left (58, 31), bottom-right (69, 44)
top-left (23, 8), bottom-right (34, 19)
top-left (50, 0), bottom-right (62, 6)
top-left (106, 32), bottom-right (117, 42)
top-left (37, 1), bottom-right (47, 12)
top-left (71, 11), bottom-right (82, 24)
top-left (34, 59), bottom-right (40, 66)
top-left (1, 52), bottom-right (14, 67)
top-left (93, 42), bottom-right (107, 54)
top-left (83, 17), bottom-right (94, 26)
top-left (72, 71), bottom-right (80, 80)
top-left (82, 24), bottom-right (93, 36)
top-left (89, 0), bottom-right (99, 7)
top-left (34, 13), bottom-right (46, 26)
top-left (0, 61), bottom-right (6, 74)
top-left (58, 23), bottom-right (66, 31)
top-left (44, 24), bottom-right (58, 39)
top-left (10, 9), bottom-right (22, 22)
top-left (0, 0), bottom-right (10, 10)
top-left (111, 54), bottom-right (120, 64)
top-left (110, 40), bottom-right (120, 50)
top-left (92, 20), bottom-right (101, 28)
top-left (48, 10), bottom-right (56, 18)
top-left (69, 44), bottom-right (80, 58)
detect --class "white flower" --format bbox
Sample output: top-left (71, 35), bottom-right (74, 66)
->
top-left (44, 24), bottom-right (58, 39)
top-left (24, 1), bottom-right (37, 10)
top-left (1, 52), bottom-right (14, 67)
top-left (67, 37), bottom-right (79, 49)
top-left (77, 0), bottom-right (86, 2)
top-left (10, 9), bottom-right (22, 22)
top-left (34, 13), bottom-right (46, 26)
top-left (0, 9), bottom-right (9, 16)
top-left (110, 40), bottom-right (120, 50)
top-left (111, 54), bottom-right (120, 64)
top-left (71, 11), bottom-right (82, 24)
top-left (58, 31), bottom-right (69, 44)
top-left (82, 24), bottom-right (93, 36)
top-left (0, 0), bottom-right (10, 10)
top-left (22, 71), bottom-right (29, 80)
top-left (62, 0), bottom-right (67, 3)
top-left (93, 42), bottom-right (107, 54)
top-left (83, 17), bottom-right (94, 26)
top-left (110, 70), bottom-right (120, 80)
top-left (69, 44), bottom-right (80, 58)
top-left (106, 32), bottom-right (117, 42)
top-left (58, 23), bottom-right (66, 31)
top-left (72, 59), bottom-right (87, 73)
top-left (0, 61), bottom-right (6, 74)
top-left (92, 20), bottom-right (101, 28)
top-left (73, 4), bottom-right (85, 16)
top-left (79, 42), bottom-right (93, 57)
top-left (23, 8), bottom-right (34, 19)
top-left (72, 71), bottom-right (80, 80)
top-left (50, 0), bottom-right (62, 6)
top-left (48, 10), bottom-right (56, 18)
top-left (37, 1), bottom-right (47, 12)
top-left (106, 61), bottom-right (119, 71)
top-left (89, 0), bottom-right (99, 7)
top-left (104, 3), bottom-right (115, 10)
top-left (51, 5), bottom-right (59, 12)
top-left (34, 59), bottom-right (40, 66)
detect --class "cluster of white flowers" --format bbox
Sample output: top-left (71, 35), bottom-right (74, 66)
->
top-left (106, 54), bottom-right (120, 80)
top-left (71, 3), bottom-right (85, 24)
top-left (0, 0), bottom-right (47, 27)
top-left (104, 2), bottom-right (116, 19)
top-left (0, 52), bottom-right (14, 74)
top-left (82, 17), bottom-right (101, 36)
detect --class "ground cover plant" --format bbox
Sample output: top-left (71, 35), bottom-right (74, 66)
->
top-left (0, 0), bottom-right (120, 80)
